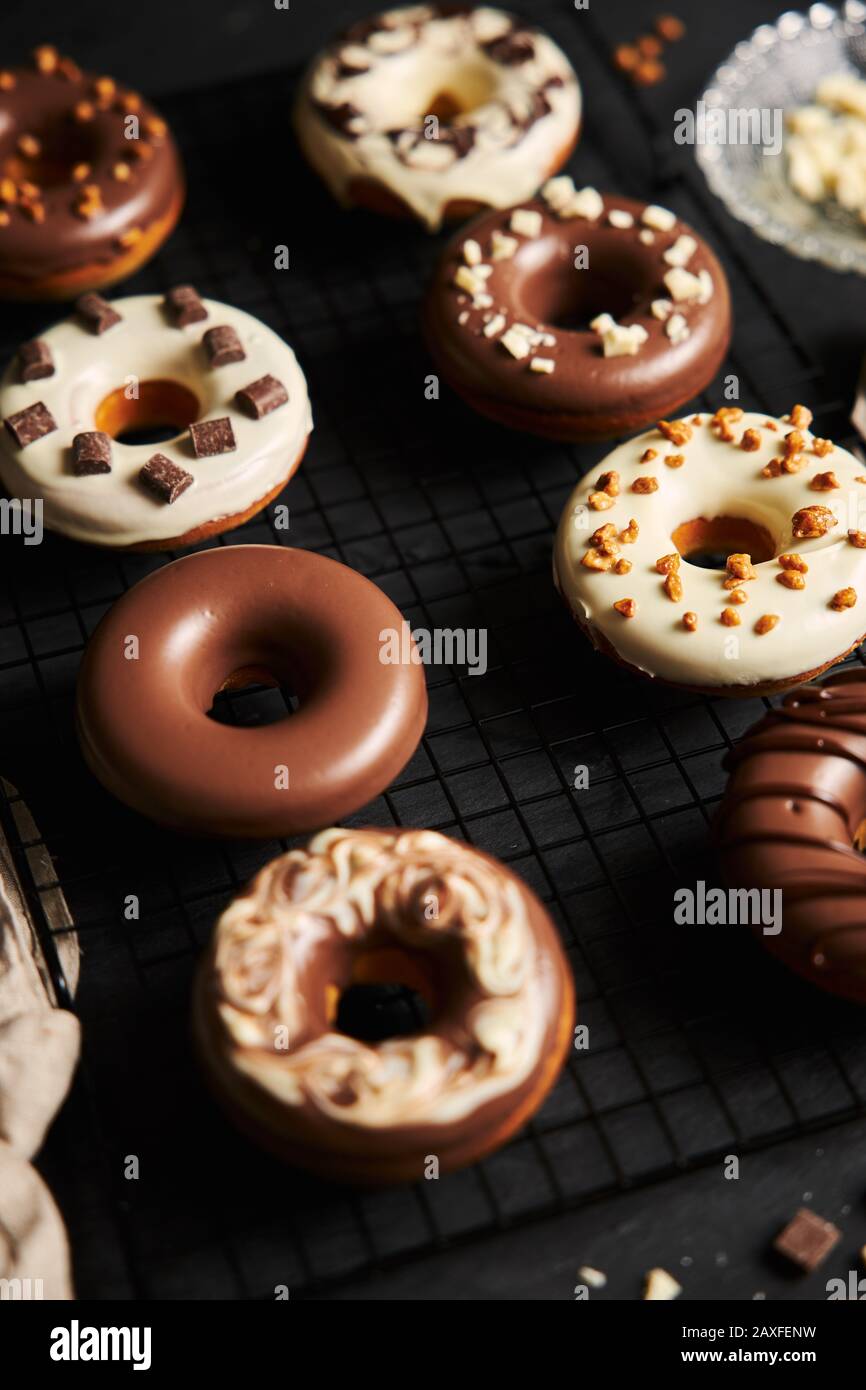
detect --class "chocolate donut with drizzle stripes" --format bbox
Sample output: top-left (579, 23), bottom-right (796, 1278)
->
top-left (716, 669), bottom-right (866, 1004)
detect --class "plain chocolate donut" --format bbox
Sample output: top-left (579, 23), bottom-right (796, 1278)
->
top-left (423, 191), bottom-right (732, 441)
top-left (75, 546), bottom-right (428, 838)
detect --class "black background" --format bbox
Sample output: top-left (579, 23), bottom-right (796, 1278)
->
top-left (2, 0), bottom-right (866, 1302)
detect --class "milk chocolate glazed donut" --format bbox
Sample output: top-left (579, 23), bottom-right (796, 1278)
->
top-left (193, 827), bottom-right (575, 1184)
top-left (76, 546), bottom-right (428, 838)
top-left (716, 669), bottom-right (866, 1004)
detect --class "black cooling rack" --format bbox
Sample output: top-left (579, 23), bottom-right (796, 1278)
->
top-left (3, 4), bottom-right (866, 1299)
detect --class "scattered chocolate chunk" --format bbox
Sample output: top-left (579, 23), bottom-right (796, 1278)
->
top-left (164, 284), bottom-right (208, 328)
top-left (189, 417), bottom-right (236, 457)
top-left (140, 452), bottom-right (193, 503)
top-left (4, 401), bottom-right (57, 447)
top-left (235, 374), bottom-right (288, 419)
top-left (484, 31), bottom-right (535, 65)
top-left (17, 338), bottom-right (54, 383)
top-left (71, 430), bottom-right (112, 475)
top-left (773, 1208), bottom-right (840, 1272)
top-left (76, 292), bottom-right (122, 334)
top-left (203, 324), bottom-right (245, 368)
top-left (314, 100), bottom-right (364, 137)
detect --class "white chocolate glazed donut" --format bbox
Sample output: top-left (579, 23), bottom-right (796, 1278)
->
top-left (0, 294), bottom-right (312, 549)
top-left (554, 407), bottom-right (866, 694)
top-left (193, 827), bottom-right (574, 1183)
top-left (294, 5), bottom-right (581, 231)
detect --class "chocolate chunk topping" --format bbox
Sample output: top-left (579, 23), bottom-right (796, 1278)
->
top-left (140, 452), bottom-right (193, 503)
top-left (773, 1208), bottom-right (840, 1272)
top-left (71, 430), bottom-right (112, 475)
top-left (484, 31), bottom-right (536, 65)
top-left (203, 324), bottom-right (246, 368)
top-left (235, 374), bottom-right (289, 419)
top-left (76, 292), bottom-right (122, 334)
top-left (17, 338), bottom-right (54, 383)
top-left (4, 401), bottom-right (57, 447)
top-left (165, 284), bottom-right (208, 328)
top-left (189, 417), bottom-right (236, 457)
top-left (315, 100), bottom-right (363, 137)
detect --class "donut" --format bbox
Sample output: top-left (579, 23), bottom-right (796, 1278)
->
top-left (0, 289), bottom-right (312, 550)
top-left (716, 669), bottom-right (866, 1005)
top-left (294, 5), bottom-right (580, 231)
top-left (192, 827), bottom-right (575, 1183)
top-left (76, 546), bottom-right (428, 838)
top-left (553, 405), bottom-right (866, 696)
top-left (423, 186), bottom-right (731, 440)
top-left (0, 45), bottom-right (184, 300)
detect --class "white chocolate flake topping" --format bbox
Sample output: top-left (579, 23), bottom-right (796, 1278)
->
top-left (642, 204), bottom-right (676, 231)
top-left (663, 234), bottom-right (697, 267)
top-left (608, 208), bottom-right (635, 228)
top-left (510, 207), bottom-right (543, 238)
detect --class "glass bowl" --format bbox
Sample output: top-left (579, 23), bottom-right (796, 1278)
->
top-left (696, 2), bottom-right (866, 274)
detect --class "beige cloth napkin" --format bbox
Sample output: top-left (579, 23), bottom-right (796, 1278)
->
top-left (0, 783), bottom-right (80, 1301)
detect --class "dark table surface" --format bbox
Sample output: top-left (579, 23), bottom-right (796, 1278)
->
top-left (3, 0), bottom-right (866, 1302)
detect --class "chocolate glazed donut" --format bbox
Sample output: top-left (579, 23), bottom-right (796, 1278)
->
top-left (76, 546), bottom-right (428, 838)
top-left (716, 669), bottom-right (866, 1004)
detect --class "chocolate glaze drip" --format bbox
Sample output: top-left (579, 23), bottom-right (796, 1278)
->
top-left (716, 669), bottom-right (866, 997)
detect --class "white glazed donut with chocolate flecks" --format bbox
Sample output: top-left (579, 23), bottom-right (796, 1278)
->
top-left (554, 406), bottom-right (866, 696)
top-left (294, 4), bottom-right (581, 231)
top-left (0, 290), bottom-right (312, 551)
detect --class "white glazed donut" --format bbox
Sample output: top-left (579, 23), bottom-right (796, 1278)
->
top-left (295, 4), bottom-right (581, 231)
top-left (0, 292), bottom-right (312, 550)
top-left (554, 406), bottom-right (866, 695)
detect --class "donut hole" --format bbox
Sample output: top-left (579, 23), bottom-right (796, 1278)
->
top-left (95, 380), bottom-right (200, 448)
top-left (389, 61), bottom-right (497, 126)
top-left (334, 947), bottom-right (436, 1042)
top-left (515, 237), bottom-right (654, 331)
top-left (671, 516), bottom-right (776, 571)
top-left (207, 665), bottom-right (299, 727)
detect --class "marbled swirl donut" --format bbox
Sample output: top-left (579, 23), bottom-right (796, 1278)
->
top-left (554, 405), bottom-right (866, 695)
top-left (294, 5), bottom-right (581, 231)
top-left (0, 290), bottom-right (311, 549)
top-left (716, 669), bottom-right (866, 1005)
top-left (193, 827), bottom-right (574, 1183)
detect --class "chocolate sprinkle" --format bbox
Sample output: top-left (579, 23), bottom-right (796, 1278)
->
top-left (4, 401), bottom-right (57, 448)
top-left (235, 374), bottom-right (289, 419)
top-left (140, 452), bottom-right (193, 503)
top-left (76, 292), bottom-right (122, 335)
top-left (17, 338), bottom-right (54, 383)
top-left (71, 430), bottom-right (112, 476)
top-left (773, 1208), bottom-right (840, 1272)
top-left (189, 417), bottom-right (236, 457)
top-left (484, 31), bottom-right (536, 65)
top-left (165, 284), bottom-right (208, 328)
top-left (203, 324), bottom-right (246, 368)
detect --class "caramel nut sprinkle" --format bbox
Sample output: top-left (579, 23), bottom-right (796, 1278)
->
top-left (663, 573), bottom-right (683, 601)
top-left (728, 588), bottom-right (748, 604)
top-left (741, 429), bottom-right (761, 451)
top-left (596, 469), bottom-right (620, 496)
top-left (0, 72), bottom-right (16, 90)
top-left (784, 430), bottom-right (804, 457)
top-left (631, 476), bottom-right (658, 493)
top-left (755, 614), bottom-right (780, 634)
top-left (17, 339), bottom-right (54, 383)
top-left (4, 402), bottom-right (57, 448)
top-left (589, 491), bottom-right (614, 510)
top-left (189, 417), bottom-right (236, 457)
top-left (638, 34), bottom-right (663, 57)
top-left (0, 178), bottom-right (16, 204)
top-left (830, 588), bottom-right (857, 610)
top-left (71, 430), bottom-right (112, 476)
top-left (810, 471), bottom-right (839, 490)
top-left (726, 553), bottom-right (756, 581)
top-left (779, 553), bottom-right (808, 571)
top-left (33, 45), bottom-right (59, 73)
top-left (112, 161), bottom-right (132, 182)
top-left (812, 438), bottom-right (834, 456)
top-left (94, 76), bottom-right (116, 105)
top-left (777, 571), bottom-right (805, 590)
top-left (614, 558), bottom-right (632, 575)
top-left (655, 553), bottom-right (680, 574)
top-left (782, 454), bottom-right (804, 474)
top-left (720, 608), bottom-right (740, 626)
top-left (581, 549), bottom-right (613, 571)
top-left (57, 58), bottom-right (82, 82)
top-left (762, 460), bottom-right (782, 478)
top-left (76, 292), bottom-right (121, 334)
top-left (116, 228), bottom-right (142, 249)
top-left (146, 116), bottom-right (167, 139)
top-left (682, 611), bottom-right (697, 631)
top-left (633, 59), bottom-right (665, 86)
top-left (792, 505), bottom-right (836, 538)
top-left (764, 420), bottom-right (778, 431)
top-left (139, 453), bottom-right (193, 504)
top-left (789, 404), bottom-right (813, 429)
top-left (613, 598), bottom-right (636, 618)
top-left (657, 418), bottom-right (692, 446)
top-left (73, 100), bottom-right (95, 122)
top-left (0, 211), bottom-right (9, 227)
top-left (17, 134), bottom-right (41, 158)
top-left (849, 531), bottom-right (866, 548)
top-left (21, 201), bottom-right (45, 223)
top-left (656, 14), bottom-right (686, 40)
top-left (665, 452), bottom-right (685, 468)
top-left (614, 44), bottom-right (640, 72)
top-left (235, 372), bottom-right (289, 417)
top-left (590, 523), bottom-right (616, 546)
top-left (620, 519), bottom-right (639, 543)
top-left (72, 162), bottom-right (91, 182)
top-left (640, 448), bottom-right (658, 463)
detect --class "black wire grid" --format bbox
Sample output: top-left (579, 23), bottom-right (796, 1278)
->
top-left (3, 7), bottom-right (866, 1298)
